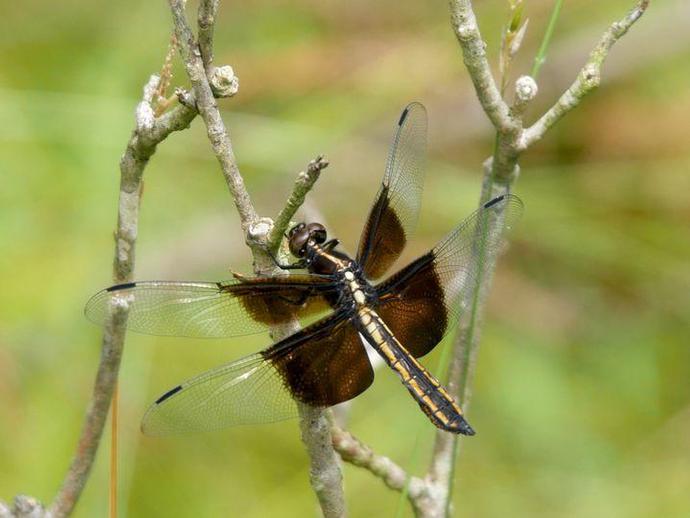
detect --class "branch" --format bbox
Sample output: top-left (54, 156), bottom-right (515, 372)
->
top-left (422, 2), bottom-right (650, 516)
top-left (448, 0), bottom-right (514, 133)
top-left (169, 0), bottom-right (257, 233)
top-left (268, 155), bottom-right (329, 252)
top-left (48, 75), bottom-right (197, 518)
top-left (332, 426), bottom-right (427, 501)
top-left (198, 0), bottom-right (219, 75)
top-left (297, 407), bottom-right (346, 517)
top-left (198, 0), bottom-right (240, 99)
top-left (521, 0), bottom-right (650, 149)
top-left (168, 3), bottom-right (345, 516)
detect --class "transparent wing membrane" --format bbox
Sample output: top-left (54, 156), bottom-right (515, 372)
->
top-left (142, 353), bottom-right (298, 435)
top-left (84, 276), bottom-right (338, 338)
top-left (357, 102), bottom-right (428, 279)
top-left (142, 312), bottom-right (374, 435)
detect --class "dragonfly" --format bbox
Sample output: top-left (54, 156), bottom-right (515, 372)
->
top-left (86, 102), bottom-right (522, 436)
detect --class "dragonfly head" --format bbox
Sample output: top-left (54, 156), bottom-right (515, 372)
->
top-left (288, 222), bottom-right (328, 257)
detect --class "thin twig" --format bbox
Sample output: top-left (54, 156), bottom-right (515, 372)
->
top-left (331, 426), bottom-right (428, 501)
top-left (449, 0), bottom-right (524, 185)
top-left (448, 0), bottom-right (514, 133)
top-left (168, 2), bottom-right (345, 516)
top-left (154, 31), bottom-right (179, 115)
top-left (268, 155), bottom-right (329, 252)
top-left (420, 2), bottom-right (651, 517)
top-left (521, 0), bottom-right (650, 149)
top-left (169, 0), bottom-right (257, 233)
top-left (48, 75), bottom-right (197, 518)
top-left (198, 0), bottom-right (220, 76)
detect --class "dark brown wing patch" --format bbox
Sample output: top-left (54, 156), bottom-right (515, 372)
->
top-left (142, 312), bottom-right (374, 435)
top-left (222, 274), bottom-right (335, 328)
top-left (375, 194), bottom-right (523, 358)
top-left (356, 185), bottom-right (407, 280)
top-left (268, 315), bottom-right (374, 407)
top-left (374, 253), bottom-right (447, 358)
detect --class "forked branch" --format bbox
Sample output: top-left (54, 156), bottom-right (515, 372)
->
top-left (168, 2), bottom-right (343, 517)
top-left (521, 0), bottom-right (650, 148)
top-left (269, 155), bottom-right (330, 253)
top-left (334, 1), bottom-right (650, 517)
top-left (427, 1), bottom-right (651, 516)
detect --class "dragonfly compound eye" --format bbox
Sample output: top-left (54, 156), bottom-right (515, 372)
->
top-left (289, 225), bottom-right (310, 257)
top-left (306, 222), bottom-right (327, 244)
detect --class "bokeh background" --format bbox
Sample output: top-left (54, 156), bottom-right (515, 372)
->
top-left (1, 0), bottom-right (689, 516)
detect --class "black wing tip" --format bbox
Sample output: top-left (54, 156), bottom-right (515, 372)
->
top-left (398, 106), bottom-right (411, 126)
top-left (398, 101), bottom-right (426, 126)
top-left (106, 282), bottom-right (137, 292)
top-left (483, 195), bottom-right (505, 209)
top-left (155, 385), bottom-right (183, 404)
top-left (483, 193), bottom-right (524, 211)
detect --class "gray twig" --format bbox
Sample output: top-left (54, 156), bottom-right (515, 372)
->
top-left (448, 0), bottom-right (514, 133)
top-left (521, 0), bottom-right (650, 149)
top-left (298, 407), bottom-right (346, 518)
top-left (332, 426), bottom-right (428, 501)
top-left (168, 2), bottom-right (344, 516)
top-left (423, 2), bottom-right (651, 517)
top-left (198, 0), bottom-right (220, 75)
top-left (269, 155), bottom-right (329, 252)
top-left (169, 0), bottom-right (257, 233)
top-left (333, 1), bottom-right (650, 517)
top-left (48, 75), bottom-right (197, 518)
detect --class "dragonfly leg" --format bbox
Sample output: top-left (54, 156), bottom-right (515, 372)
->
top-left (268, 251), bottom-right (308, 270)
top-left (321, 238), bottom-right (340, 252)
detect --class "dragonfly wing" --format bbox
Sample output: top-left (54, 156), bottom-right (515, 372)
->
top-left (356, 102), bottom-right (428, 280)
top-left (85, 275), bottom-right (338, 338)
top-left (375, 194), bottom-right (523, 357)
top-left (142, 311), bottom-right (374, 435)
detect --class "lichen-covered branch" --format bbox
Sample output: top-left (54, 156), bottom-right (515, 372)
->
top-left (48, 75), bottom-right (197, 518)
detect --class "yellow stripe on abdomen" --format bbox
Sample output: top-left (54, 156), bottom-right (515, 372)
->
top-left (357, 308), bottom-right (466, 432)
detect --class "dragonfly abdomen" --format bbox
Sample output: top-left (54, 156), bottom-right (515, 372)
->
top-left (356, 307), bottom-right (475, 435)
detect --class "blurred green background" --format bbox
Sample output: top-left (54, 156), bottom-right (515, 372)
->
top-left (1, 0), bottom-right (688, 516)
